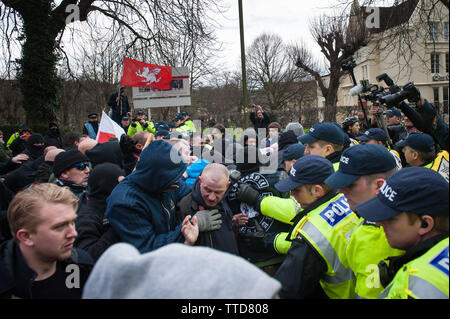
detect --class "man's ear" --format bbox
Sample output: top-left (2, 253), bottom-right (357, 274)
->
top-left (374, 178), bottom-right (385, 194)
top-left (324, 144), bottom-right (334, 157)
top-left (60, 171), bottom-right (70, 180)
top-left (313, 185), bottom-right (325, 198)
top-left (418, 215), bottom-right (434, 236)
top-left (16, 229), bottom-right (34, 247)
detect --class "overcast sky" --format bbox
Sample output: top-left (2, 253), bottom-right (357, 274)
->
top-left (213, 0), bottom-right (343, 71)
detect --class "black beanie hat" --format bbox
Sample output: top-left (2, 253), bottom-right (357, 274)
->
top-left (26, 133), bottom-right (44, 146)
top-left (53, 150), bottom-right (89, 178)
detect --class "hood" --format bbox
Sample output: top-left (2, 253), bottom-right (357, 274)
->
top-left (126, 140), bottom-right (187, 193)
top-left (82, 242), bottom-right (281, 299)
top-left (88, 163), bottom-right (125, 200)
top-left (25, 134), bottom-right (45, 159)
top-left (85, 141), bottom-right (123, 169)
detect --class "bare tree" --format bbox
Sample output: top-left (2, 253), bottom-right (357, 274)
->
top-left (246, 33), bottom-right (311, 113)
top-left (0, 0), bottom-right (224, 126)
top-left (332, 0), bottom-right (449, 77)
top-left (292, 10), bottom-right (368, 122)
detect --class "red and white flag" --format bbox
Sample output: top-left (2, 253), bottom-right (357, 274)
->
top-left (119, 57), bottom-right (172, 90)
top-left (96, 111), bottom-right (126, 144)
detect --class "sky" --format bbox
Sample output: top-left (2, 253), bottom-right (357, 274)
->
top-left (213, 0), bottom-right (343, 71)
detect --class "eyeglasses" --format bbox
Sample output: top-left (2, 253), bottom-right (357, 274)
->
top-left (72, 162), bottom-right (90, 170)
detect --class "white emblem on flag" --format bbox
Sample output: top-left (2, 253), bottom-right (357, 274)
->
top-left (135, 67), bottom-right (162, 85)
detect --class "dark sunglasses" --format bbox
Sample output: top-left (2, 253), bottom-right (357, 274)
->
top-left (72, 162), bottom-right (89, 170)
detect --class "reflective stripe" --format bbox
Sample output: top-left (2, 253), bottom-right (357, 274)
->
top-left (408, 275), bottom-right (449, 299)
top-left (378, 284), bottom-right (393, 299)
top-left (302, 221), bottom-right (354, 284)
top-left (355, 292), bottom-right (367, 299)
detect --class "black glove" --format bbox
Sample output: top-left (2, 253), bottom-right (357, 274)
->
top-left (237, 183), bottom-right (261, 208)
top-left (131, 121), bottom-right (137, 128)
top-left (142, 121), bottom-right (149, 129)
top-left (238, 221), bottom-right (270, 252)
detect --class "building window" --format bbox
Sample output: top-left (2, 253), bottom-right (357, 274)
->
top-left (429, 23), bottom-right (439, 41)
top-left (445, 23), bottom-right (449, 42)
top-left (362, 65), bottom-right (368, 80)
top-left (431, 53), bottom-right (440, 73)
top-left (444, 87), bottom-right (449, 115)
top-left (446, 53), bottom-right (449, 73)
top-left (434, 87), bottom-right (440, 111)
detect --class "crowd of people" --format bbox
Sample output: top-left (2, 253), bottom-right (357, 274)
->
top-left (0, 92), bottom-right (448, 300)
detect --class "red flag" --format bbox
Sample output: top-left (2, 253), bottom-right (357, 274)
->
top-left (120, 57), bottom-right (172, 90)
top-left (96, 111), bottom-right (126, 143)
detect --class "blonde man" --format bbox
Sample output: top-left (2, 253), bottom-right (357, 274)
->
top-left (0, 183), bottom-right (93, 299)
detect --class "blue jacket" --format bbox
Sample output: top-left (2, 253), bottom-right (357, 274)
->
top-left (105, 140), bottom-right (191, 253)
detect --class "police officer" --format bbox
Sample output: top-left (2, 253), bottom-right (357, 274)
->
top-left (384, 109), bottom-right (407, 145)
top-left (181, 111), bottom-right (196, 133)
top-left (83, 113), bottom-right (99, 140)
top-left (173, 114), bottom-right (190, 137)
top-left (236, 143), bottom-right (306, 255)
top-left (274, 155), bottom-right (360, 299)
top-left (324, 144), bottom-right (404, 298)
top-left (357, 128), bottom-right (402, 170)
top-left (298, 122), bottom-right (346, 171)
top-left (127, 111), bottom-right (155, 138)
top-left (355, 167), bottom-right (449, 299)
top-left (398, 132), bottom-right (449, 182)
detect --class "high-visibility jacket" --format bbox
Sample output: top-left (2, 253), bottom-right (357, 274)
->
top-left (6, 132), bottom-right (19, 151)
top-left (260, 196), bottom-right (301, 254)
top-left (175, 124), bottom-right (191, 137)
top-left (346, 218), bottom-right (405, 299)
top-left (290, 193), bottom-right (360, 299)
top-left (389, 149), bottom-right (403, 170)
top-left (184, 119), bottom-right (196, 133)
top-left (127, 121), bottom-right (155, 137)
top-left (379, 237), bottom-right (449, 299)
top-left (333, 162), bottom-right (340, 172)
top-left (260, 196), bottom-right (301, 224)
top-left (424, 150), bottom-right (449, 183)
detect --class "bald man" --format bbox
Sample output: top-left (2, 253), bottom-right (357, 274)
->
top-left (177, 163), bottom-right (238, 255)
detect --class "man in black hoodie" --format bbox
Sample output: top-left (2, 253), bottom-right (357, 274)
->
top-left (74, 163), bottom-right (124, 261)
top-left (44, 122), bottom-right (63, 149)
top-left (3, 134), bottom-right (46, 193)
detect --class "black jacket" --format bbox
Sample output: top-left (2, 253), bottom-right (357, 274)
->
top-left (250, 111), bottom-right (270, 132)
top-left (44, 130), bottom-right (63, 149)
top-left (0, 240), bottom-right (93, 299)
top-left (108, 92), bottom-right (130, 124)
top-left (74, 197), bottom-right (121, 261)
top-left (176, 179), bottom-right (239, 255)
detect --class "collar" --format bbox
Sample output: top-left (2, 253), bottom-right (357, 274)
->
top-left (379, 232), bottom-right (449, 287)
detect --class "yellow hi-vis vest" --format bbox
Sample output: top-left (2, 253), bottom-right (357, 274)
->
top-left (260, 196), bottom-right (301, 224)
top-left (260, 196), bottom-right (301, 254)
top-left (127, 120), bottom-right (156, 137)
top-left (424, 150), bottom-right (449, 183)
top-left (291, 193), bottom-right (360, 299)
top-left (333, 162), bottom-right (339, 172)
top-left (379, 237), bottom-right (449, 299)
top-left (346, 219), bottom-right (405, 299)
